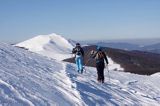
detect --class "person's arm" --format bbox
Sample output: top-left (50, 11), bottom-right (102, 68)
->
top-left (81, 48), bottom-right (84, 57)
top-left (103, 52), bottom-right (108, 64)
top-left (90, 50), bottom-right (97, 58)
top-left (72, 48), bottom-right (76, 54)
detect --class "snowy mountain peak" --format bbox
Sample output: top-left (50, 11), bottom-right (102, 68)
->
top-left (17, 33), bottom-right (73, 52)
top-left (48, 33), bottom-right (74, 49)
top-left (16, 33), bottom-right (75, 60)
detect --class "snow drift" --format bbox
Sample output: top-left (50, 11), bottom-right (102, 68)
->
top-left (0, 43), bottom-right (84, 105)
top-left (16, 33), bottom-right (74, 60)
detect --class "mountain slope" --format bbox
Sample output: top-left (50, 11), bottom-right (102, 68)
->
top-left (16, 33), bottom-right (74, 60)
top-left (142, 43), bottom-right (160, 54)
top-left (0, 43), bottom-right (84, 105)
top-left (94, 42), bottom-right (140, 50)
top-left (90, 41), bottom-right (160, 54)
top-left (0, 43), bottom-right (160, 105)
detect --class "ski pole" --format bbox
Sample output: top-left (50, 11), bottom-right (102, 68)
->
top-left (83, 58), bottom-right (92, 73)
top-left (84, 56), bottom-right (94, 73)
top-left (84, 58), bottom-right (92, 66)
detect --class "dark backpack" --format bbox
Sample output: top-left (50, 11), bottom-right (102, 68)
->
top-left (75, 47), bottom-right (82, 55)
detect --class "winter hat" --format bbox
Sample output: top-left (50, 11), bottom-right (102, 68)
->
top-left (76, 43), bottom-right (80, 46)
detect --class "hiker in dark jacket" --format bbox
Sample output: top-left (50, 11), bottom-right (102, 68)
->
top-left (72, 43), bottom-right (84, 73)
top-left (90, 46), bottom-right (108, 83)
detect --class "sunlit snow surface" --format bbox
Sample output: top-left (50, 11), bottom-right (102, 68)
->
top-left (16, 33), bottom-right (74, 60)
top-left (0, 43), bottom-right (160, 106)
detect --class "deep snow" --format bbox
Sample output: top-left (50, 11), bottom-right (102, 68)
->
top-left (0, 43), bottom-right (160, 106)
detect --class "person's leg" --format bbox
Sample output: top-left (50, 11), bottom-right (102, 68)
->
top-left (79, 56), bottom-right (83, 73)
top-left (75, 57), bottom-right (80, 73)
top-left (97, 62), bottom-right (105, 83)
top-left (96, 63), bottom-right (101, 82)
top-left (97, 71), bottom-right (101, 82)
top-left (99, 69), bottom-right (105, 83)
top-left (100, 63), bottom-right (105, 83)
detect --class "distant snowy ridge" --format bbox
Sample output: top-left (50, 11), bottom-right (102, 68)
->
top-left (16, 33), bottom-right (75, 60)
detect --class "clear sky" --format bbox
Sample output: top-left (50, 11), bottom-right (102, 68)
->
top-left (0, 0), bottom-right (160, 43)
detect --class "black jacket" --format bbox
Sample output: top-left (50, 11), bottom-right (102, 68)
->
top-left (72, 46), bottom-right (84, 56)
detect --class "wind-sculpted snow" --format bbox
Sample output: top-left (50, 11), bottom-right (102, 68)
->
top-left (0, 43), bottom-right (160, 106)
top-left (0, 43), bottom-right (84, 106)
top-left (16, 33), bottom-right (74, 60)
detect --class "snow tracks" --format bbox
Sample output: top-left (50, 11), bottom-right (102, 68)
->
top-left (0, 43), bottom-right (83, 106)
top-left (65, 62), bottom-right (160, 106)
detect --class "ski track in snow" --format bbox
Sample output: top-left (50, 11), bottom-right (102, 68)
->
top-left (0, 43), bottom-right (84, 106)
top-left (0, 43), bottom-right (160, 106)
top-left (65, 62), bottom-right (160, 106)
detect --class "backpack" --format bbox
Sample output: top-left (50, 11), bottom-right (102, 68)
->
top-left (75, 47), bottom-right (82, 56)
top-left (95, 51), bottom-right (104, 60)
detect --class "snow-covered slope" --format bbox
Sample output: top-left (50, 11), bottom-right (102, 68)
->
top-left (16, 33), bottom-right (74, 60)
top-left (0, 43), bottom-right (83, 106)
top-left (0, 43), bottom-right (160, 105)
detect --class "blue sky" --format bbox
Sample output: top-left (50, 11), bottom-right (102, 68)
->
top-left (0, 0), bottom-right (160, 42)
